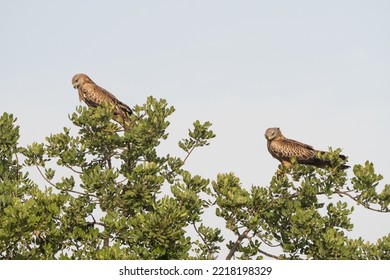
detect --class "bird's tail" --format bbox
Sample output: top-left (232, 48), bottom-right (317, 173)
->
top-left (117, 102), bottom-right (133, 117)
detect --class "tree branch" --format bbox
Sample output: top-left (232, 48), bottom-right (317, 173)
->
top-left (182, 141), bottom-right (200, 164)
top-left (258, 248), bottom-right (280, 260)
top-left (65, 164), bottom-right (83, 174)
top-left (192, 222), bottom-right (216, 259)
top-left (88, 214), bottom-right (105, 227)
top-left (36, 165), bottom-right (56, 188)
top-left (256, 233), bottom-right (281, 248)
top-left (226, 228), bottom-right (251, 260)
top-left (103, 237), bottom-right (109, 248)
top-left (36, 165), bottom-right (98, 198)
top-left (333, 190), bottom-right (390, 213)
top-left (117, 112), bottom-right (146, 132)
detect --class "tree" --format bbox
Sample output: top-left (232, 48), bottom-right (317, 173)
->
top-left (0, 97), bottom-right (389, 259)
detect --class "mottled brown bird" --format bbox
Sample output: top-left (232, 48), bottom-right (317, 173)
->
top-left (264, 127), bottom-right (349, 169)
top-left (72, 73), bottom-right (132, 124)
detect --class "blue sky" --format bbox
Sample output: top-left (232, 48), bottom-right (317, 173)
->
top-left (1, 0), bottom-right (389, 250)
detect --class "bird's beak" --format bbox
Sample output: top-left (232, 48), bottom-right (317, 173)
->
top-left (73, 84), bottom-right (78, 89)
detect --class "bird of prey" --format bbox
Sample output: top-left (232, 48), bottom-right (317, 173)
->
top-left (71, 73), bottom-right (132, 125)
top-left (264, 127), bottom-right (349, 169)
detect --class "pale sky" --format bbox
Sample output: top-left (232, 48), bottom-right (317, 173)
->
top-left (1, 0), bottom-right (389, 253)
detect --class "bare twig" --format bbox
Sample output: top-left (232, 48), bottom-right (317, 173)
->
top-left (164, 142), bottom-right (200, 180)
top-left (36, 166), bottom-right (56, 188)
top-left (183, 141), bottom-right (200, 164)
top-left (69, 189), bottom-right (97, 198)
top-left (258, 248), bottom-right (280, 260)
top-left (333, 190), bottom-right (390, 213)
top-left (36, 165), bottom-right (98, 198)
top-left (128, 112), bottom-right (146, 127)
top-left (291, 188), bottom-right (388, 213)
top-left (88, 214), bottom-right (105, 227)
top-left (65, 164), bottom-right (83, 174)
top-left (256, 233), bottom-right (281, 248)
top-left (192, 222), bottom-right (215, 259)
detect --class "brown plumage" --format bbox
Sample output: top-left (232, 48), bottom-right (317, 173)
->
top-left (71, 73), bottom-right (132, 124)
top-left (264, 127), bottom-right (349, 169)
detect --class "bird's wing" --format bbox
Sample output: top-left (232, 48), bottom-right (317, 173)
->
top-left (80, 83), bottom-right (132, 115)
top-left (271, 138), bottom-right (317, 162)
top-left (95, 85), bottom-right (132, 116)
top-left (79, 83), bottom-right (107, 107)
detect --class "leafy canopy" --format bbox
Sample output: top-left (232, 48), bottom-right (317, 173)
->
top-left (0, 97), bottom-right (389, 259)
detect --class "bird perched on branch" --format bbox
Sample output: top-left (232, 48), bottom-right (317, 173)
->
top-left (71, 73), bottom-right (132, 126)
top-left (264, 127), bottom-right (349, 170)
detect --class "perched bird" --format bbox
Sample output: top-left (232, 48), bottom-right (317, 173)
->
top-left (264, 127), bottom-right (349, 169)
top-left (71, 73), bottom-right (132, 124)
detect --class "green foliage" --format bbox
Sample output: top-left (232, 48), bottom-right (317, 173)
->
top-left (352, 162), bottom-right (390, 210)
top-left (0, 98), bottom-right (219, 260)
top-left (0, 97), bottom-right (389, 260)
top-left (213, 152), bottom-right (390, 259)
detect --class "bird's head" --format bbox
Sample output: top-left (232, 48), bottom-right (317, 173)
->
top-left (72, 73), bottom-right (93, 89)
top-left (265, 127), bottom-right (282, 141)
